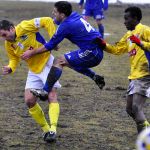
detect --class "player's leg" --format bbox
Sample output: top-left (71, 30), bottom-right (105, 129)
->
top-left (40, 56), bottom-right (61, 141)
top-left (42, 88), bottom-right (60, 142)
top-left (42, 55), bottom-right (68, 94)
top-left (96, 19), bottom-right (104, 39)
top-left (25, 89), bottom-right (51, 133)
top-left (25, 68), bottom-right (53, 142)
top-left (127, 77), bottom-right (150, 133)
top-left (93, 9), bottom-right (105, 39)
top-left (132, 94), bottom-right (149, 133)
top-left (32, 55), bottom-right (61, 142)
top-left (126, 95), bottom-right (135, 119)
top-left (64, 48), bottom-right (105, 89)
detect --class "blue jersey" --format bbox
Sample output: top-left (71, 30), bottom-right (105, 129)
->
top-left (79, 0), bottom-right (108, 10)
top-left (44, 12), bottom-right (101, 51)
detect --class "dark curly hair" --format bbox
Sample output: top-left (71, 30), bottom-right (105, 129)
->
top-left (125, 6), bottom-right (142, 21)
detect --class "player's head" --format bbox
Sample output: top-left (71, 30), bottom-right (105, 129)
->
top-left (0, 20), bottom-right (16, 42)
top-left (53, 1), bottom-right (72, 22)
top-left (124, 6), bottom-right (142, 31)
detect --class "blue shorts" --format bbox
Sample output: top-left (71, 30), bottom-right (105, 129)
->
top-left (64, 47), bottom-right (103, 68)
top-left (82, 8), bottom-right (104, 20)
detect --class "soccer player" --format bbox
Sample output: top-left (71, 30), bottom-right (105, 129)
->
top-left (0, 18), bottom-right (61, 142)
top-left (78, 0), bottom-right (108, 39)
top-left (21, 1), bottom-right (105, 100)
top-left (94, 6), bottom-right (150, 133)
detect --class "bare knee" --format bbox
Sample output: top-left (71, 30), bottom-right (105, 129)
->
top-left (48, 88), bottom-right (58, 103)
top-left (53, 55), bottom-right (68, 68)
top-left (25, 89), bottom-right (37, 108)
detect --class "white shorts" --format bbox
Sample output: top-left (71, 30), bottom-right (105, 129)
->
top-left (25, 55), bottom-right (61, 89)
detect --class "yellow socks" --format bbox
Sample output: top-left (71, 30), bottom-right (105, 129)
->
top-left (29, 103), bottom-right (50, 132)
top-left (29, 102), bottom-right (60, 133)
top-left (137, 120), bottom-right (150, 133)
top-left (49, 103), bottom-right (60, 133)
top-left (143, 120), bottom-right (150, 128)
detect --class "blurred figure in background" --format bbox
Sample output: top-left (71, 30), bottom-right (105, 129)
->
top-left (78, 0), bottom-right (108, 39)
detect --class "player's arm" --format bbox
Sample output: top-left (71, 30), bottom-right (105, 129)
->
top-left (93, 35), bottom-right (128, 55)
top-left (34, 17), bottom-right (56, 38)
top-left (129, 28), bottom-right (150, 51)
top-left (105, 35), bottom-right (128, 55)
top-left (3, 42), bottom-right (20, 74)
top-left (20, 17), bottom-right (56, 38)
top-left (21, 26), bottom-right (66, 60)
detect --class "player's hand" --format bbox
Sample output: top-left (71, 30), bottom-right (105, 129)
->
top-left (21, 50), bottom-right (34, 60)
top-left (92, 37), bottom-right (106, 50)
top-left (129, 35), bottom-right (142, 46)
top-left (2, 66), bottom-right (12, 75)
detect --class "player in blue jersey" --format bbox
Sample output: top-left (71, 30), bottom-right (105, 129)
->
top-left (78, 0), bottom-right (108, 39)
top-left (21, 1), bottom-right (105, 100)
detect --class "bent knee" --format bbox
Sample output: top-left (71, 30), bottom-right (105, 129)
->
top-left (25, 90), bottom-right (36, 108)
top-left (48, 89), bottom-right (58, 103)
top-left (53, 55), bottom-right (67, 66)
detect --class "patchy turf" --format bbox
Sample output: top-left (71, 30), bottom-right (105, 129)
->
top-left (0, 1), bottom-right (150, 150)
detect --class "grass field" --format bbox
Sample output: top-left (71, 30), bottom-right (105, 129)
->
top-left (0, 1), bottom-right (150, 150)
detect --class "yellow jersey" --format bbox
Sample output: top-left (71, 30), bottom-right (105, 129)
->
top-left (105, 23), bottom-right (150, 79)
top-left (5, 17), bottom-right (56, 74)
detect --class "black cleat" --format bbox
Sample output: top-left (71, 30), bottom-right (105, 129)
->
top-left (30, 89), bottom-right (48, 101)
top-left (43, 131), bottom-right (56, 143)
top-left (93, 75), bottom-right (105, 89)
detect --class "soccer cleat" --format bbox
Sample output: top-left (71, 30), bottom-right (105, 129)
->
top-left (30, 89), bottom-right (48, 101)
top-left (43, 131), bottom-right (56, 142)
top-left (93, 75), bottom-right (105, 89)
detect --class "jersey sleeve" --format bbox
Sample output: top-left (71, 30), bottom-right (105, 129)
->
top-left (105, 34), bottom-right (128, 55)
top-left (20, 17), bottom-right (56, 38)
top-left (142, 27), bottom-right (150, 51)
top-left (44, 25), bottom-right (67, 51)
top-left (5, 42), bottom-right (20, 73)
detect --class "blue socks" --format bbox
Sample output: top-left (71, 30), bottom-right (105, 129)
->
top-left (43, 66), bottom-right (62, 92)
top-left (98, 24), bottom-right (104, 39)
top-left (73, 67), bottom-right (95, 79)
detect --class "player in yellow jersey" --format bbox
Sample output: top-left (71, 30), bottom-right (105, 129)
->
top-left (0, 18), bottom-right (61, 142)
top-left (94, 6), bottom-right (150, 133)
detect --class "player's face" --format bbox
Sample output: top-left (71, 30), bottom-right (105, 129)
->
top-left (0, 27), bottom-right (16, 42)
top-left (124, 12), bottom-right (137, 31)
top-left (52, 7), bottom-right (65, 22)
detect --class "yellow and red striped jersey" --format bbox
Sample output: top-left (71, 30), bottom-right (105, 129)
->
top-left (105, 23), bottom-right (150, 79)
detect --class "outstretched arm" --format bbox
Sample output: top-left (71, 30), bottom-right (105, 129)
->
top-left (21, 45), bottom-right (47, 60)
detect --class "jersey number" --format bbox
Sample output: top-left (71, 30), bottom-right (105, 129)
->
top-left (80, 18), bottom-right (95, 32)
